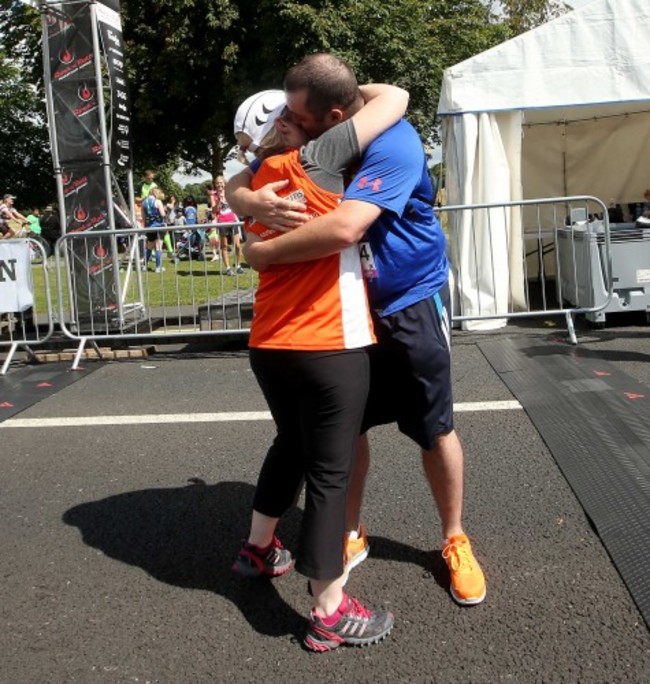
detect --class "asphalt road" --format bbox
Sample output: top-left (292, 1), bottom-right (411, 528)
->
top-left (1, 321), bottom-right (649, 683)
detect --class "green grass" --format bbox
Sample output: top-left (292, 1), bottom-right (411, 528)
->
top-left (31, 255), bottom-right (258, 317)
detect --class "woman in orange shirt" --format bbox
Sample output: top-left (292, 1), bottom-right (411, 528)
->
top-left (229, 76), bottom-right (408, 651)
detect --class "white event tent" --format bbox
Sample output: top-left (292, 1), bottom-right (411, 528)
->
top-left (437, 0), bottom-right (650, 329)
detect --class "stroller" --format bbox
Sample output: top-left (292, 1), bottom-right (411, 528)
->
top-left (173, 227), bottom-right (207, 262)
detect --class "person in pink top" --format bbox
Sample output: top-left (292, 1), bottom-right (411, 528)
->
top-left (211, 175), bottom-right (243, 275)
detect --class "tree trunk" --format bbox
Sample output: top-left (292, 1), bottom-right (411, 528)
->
top-left (211, 137), bottom-right (225, 178)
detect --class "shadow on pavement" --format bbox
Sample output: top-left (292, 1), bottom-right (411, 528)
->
top-left (62, 479), bottom-right (304, 639)
top-left (369, 535), bottom-right (450, 592)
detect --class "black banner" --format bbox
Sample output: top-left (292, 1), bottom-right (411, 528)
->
top-left (98, 0), bottom-right (120, 11)
top-left (51, 79), bottom-right (103, 163)
top-left (62, 164), bottom-right (118, 325)
top-left (42, 1), bottom-right (127, 328)
top-left (62, 165), bottom-right (109, 233)
top-left (47, 2), bottom-right (103, 164)
top-left (46, 2), bottom-right (94, 80)
top-left (96, 1), bottom-right (133, 168)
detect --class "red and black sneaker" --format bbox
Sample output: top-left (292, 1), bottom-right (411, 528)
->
top-left (232, 537), bottom-right (294, 578)
top-left (304, 593), bottom-right (394, 652)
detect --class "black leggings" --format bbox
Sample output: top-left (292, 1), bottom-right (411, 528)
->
top-left (249, 347), bottom-right (370, 580)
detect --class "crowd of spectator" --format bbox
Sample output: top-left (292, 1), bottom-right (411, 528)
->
top-left (1, 169), bottom-right (245, 272)
top-left (134, 170), bottom-right (245, 273)
top-left (1, 192), bottom-right (62, 256)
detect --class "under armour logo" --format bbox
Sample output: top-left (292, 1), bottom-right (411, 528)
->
top-left (357, 177), bottom-right (383, 192)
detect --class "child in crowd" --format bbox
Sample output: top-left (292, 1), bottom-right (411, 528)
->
top-left (141, 187), bottom-right (166, 272)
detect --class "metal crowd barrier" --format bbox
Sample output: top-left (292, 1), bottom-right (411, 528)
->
top-left (0, 238), bottom-right (55, 375)
top-left (440, 196), bottom-right (613, 344)
top-left (0, 197), bottom-right (619, 375)
top-left (53, 222), bottom-right (258, 368)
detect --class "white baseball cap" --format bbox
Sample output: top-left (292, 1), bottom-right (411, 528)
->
top-left (233, 89), bottom-right (286, 150)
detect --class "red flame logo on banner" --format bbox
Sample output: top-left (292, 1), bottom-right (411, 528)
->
top-left (93, 244), bottom-right (108, 260)
top-left (78, 83), bottom-right (93, 102)
top-left (60, 48), bottom-right (74, 65)
top-left (74, 205), bottom-right (89, 223)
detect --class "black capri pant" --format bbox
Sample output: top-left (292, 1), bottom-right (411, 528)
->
top-left (249, 347), bottom-right (369, 580)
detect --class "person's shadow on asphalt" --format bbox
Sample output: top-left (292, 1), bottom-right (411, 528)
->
top-left (62, 478), bottom-right (305, 639)
top-left (367, 536), bottom-right (451, 593)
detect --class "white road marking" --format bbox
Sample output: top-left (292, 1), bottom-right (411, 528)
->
top-left (454, 400), bottom-right (521, 412)
top-left (0, 401), bottom-right (521, 428)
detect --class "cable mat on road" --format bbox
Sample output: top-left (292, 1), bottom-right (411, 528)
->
top-left (478, 336), bottom-right (650, 629)
top-left (0, 362), bottom-right (101, 423)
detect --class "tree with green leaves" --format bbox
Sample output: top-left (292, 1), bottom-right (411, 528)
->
top-left (1, 0), bottom-right (570, 193)
top-left (0, 49), bottom-right (53, 208)
top-left (0, 2), bottom-right (53, 208)
top-left (118, 0), bottom-right (513, 173)
top-left (496, 0), bottom-right (571, 34)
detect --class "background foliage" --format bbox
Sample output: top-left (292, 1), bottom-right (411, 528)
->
top-left (1, 0), bottom-right (570, 208)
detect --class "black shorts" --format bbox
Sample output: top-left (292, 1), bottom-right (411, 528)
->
top-left (361, 284), bottom-right (453, 450)
top-left (145, 230), bottom-right (164, 242)
top-left (218, 224), bottom-right (240, 240)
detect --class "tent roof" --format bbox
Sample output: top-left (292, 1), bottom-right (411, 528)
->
top-left (437, 0), bottom-right (650, 119)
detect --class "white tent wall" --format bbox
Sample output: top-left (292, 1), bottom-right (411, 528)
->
top-left (438, 0), bottom-right (650, 330)
top-left (444, 112), bottom-right (525, 329)
top-left (523, 109), bottom-right (650, 204)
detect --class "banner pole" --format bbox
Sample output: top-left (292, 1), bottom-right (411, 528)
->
top-left (126, 168), bottom-right (146, 317)
top-left (89, 0), bottom-right (124, 328)
top-left (39, 0), bottom-right (79, 332)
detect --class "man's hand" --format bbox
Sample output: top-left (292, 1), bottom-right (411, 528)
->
top-left (250, 180), bottom-right (309, 232)
top-left (226, 171), bottom-right (308, 232)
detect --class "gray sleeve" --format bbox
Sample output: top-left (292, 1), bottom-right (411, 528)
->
top-left (300, 120), bottom-right (360, 194)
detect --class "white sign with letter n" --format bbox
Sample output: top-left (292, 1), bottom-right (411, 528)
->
top-left (0, 241), bottom-right (34, 314)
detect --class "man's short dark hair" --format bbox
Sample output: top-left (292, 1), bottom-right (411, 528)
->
top-left (284, 53), bottom-right (360, 119)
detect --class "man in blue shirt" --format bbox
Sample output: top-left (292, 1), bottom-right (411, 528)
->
top-left (228, 53), bottom-right (486, 610)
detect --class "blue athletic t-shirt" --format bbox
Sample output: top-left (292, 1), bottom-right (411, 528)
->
top-left (184, 206), bottom-right (198, 225)
top-left (343, 119), bottom-right (448, 316)
top-left (142, 196), bottom-right (164, 227)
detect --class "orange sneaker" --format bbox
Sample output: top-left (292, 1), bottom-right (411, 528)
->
top-left (442, 533), bottom-right (486, 605)
top-left (343, 524), bottom-right (369, 585)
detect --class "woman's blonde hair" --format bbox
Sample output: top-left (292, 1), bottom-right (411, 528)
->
top-left (236, 120), bottom-right (287, 162)
top-left (256, 125), bottom-right (286, 160)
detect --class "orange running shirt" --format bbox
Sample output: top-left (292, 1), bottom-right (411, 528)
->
top-left (247, 148), bottom-right (375, 350)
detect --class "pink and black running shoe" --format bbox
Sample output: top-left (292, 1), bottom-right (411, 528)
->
top-left (304, 593), bottom-right (394, 652)
top-left (232, 537), bottom-right (294, 578)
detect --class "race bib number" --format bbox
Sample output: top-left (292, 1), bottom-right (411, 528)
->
top-left (359, 241), bottom-right (378, 281)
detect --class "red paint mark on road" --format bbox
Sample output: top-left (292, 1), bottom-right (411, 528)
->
top-left (0, 401), bottom-right (14, 408)
top-left (594, 371), bottom-right (610, 377)
top-left (624, 392), bottom-right (645, 400)
top-left (37, 382), bottom-right (53, 388)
